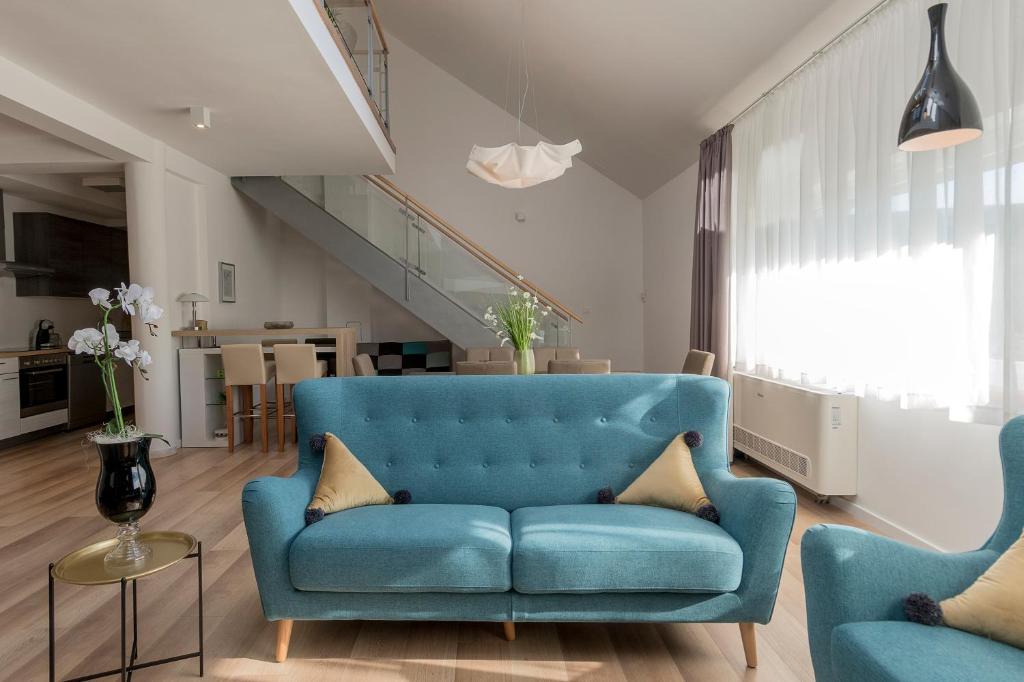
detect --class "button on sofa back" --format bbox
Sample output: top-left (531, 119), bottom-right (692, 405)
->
top-left (242, 374), bottom-right (797, 665)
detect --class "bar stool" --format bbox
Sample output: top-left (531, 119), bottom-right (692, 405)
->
top-left (273, 344), bottom-right (328, 451)
top-left (222, 344), bottom-right (276, 453)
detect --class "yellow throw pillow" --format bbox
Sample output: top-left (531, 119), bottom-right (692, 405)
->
top-left (905, 530), bottom-right (1024, 649)
top-left (613, 432), bottom-right (719, 522)
top-left (305, 432), bottom-right (393, 524)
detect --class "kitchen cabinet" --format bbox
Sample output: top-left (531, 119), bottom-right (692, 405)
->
top-left (12, 213), bottom-right (129, 297)
top-left (0, 370), bottom-right (19, 440)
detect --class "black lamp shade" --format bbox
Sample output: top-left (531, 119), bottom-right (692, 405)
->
top-left (898, 3), bottom-right (982, 152)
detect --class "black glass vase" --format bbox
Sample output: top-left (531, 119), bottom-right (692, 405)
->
top-left (95, 437), bottom-right (156, 567)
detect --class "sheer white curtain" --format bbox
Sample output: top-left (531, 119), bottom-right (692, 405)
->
top-left (731, 0), bottom-right (1024, 423)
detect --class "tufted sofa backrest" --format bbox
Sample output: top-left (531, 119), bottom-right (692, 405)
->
top-left (293, 374), bottom-right (730, 511)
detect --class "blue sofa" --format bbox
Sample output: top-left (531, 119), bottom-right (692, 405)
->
top-left (802, 415), bottom-right (1024, 681)
top-left (242, 374), bottom-right (796, 664)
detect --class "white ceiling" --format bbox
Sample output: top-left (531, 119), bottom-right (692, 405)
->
top-left (0, 1), bottom-right (394, 177)
top-left (377, 0), bottom-right (838, 197)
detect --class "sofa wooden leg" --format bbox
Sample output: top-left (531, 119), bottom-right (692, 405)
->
top-left (276, 619), bottom-right (293, 662)
top-left (738, 622), bottom-right (757, 668)
top-left (503, 621), bottom-right (516, 641)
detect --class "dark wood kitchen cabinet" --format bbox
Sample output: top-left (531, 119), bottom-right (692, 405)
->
top-left (13, 213), bottom-right (129, 297)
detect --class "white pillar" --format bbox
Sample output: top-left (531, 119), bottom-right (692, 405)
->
top-left (125, 144), bottom-right (179, 452)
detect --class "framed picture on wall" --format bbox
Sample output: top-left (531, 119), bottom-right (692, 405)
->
top-left (219, 262), bottom-right (236, 303)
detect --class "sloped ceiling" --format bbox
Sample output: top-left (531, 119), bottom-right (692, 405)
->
top-left (377, 0), bottom-right (838, 197)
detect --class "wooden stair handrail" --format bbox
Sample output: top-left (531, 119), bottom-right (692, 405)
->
top-left (365, 0), bottom-right (389, 54)
top-left (365, 175), bottom-right (583, 325)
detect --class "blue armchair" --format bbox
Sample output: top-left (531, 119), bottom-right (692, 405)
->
top-left (801, 415), bottom-right (1024, 681)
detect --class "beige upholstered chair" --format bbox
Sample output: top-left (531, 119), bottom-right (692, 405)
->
top-left (352, 354), bottom-right (377, 376)
top-left (222, 344), bottom-right (276, 452)
top-left (466, 347), bottom-right (515, 362)
top-left (548, 359), bottom-right (611, 374)
top-left (455, 360), bottom-right (517, 375)
top-left (682, 350), bottom-right (715, 376)
top-left (273, 345), bottom-right (328, 451)
top-left (533, 347), bottom-right (580, 373)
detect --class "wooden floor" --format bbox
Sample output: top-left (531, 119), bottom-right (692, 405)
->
top-left (0, 428), bottom-right (876, 682)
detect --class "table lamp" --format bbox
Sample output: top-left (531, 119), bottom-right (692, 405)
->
top-left (176, 292), bottom-right (209, 330)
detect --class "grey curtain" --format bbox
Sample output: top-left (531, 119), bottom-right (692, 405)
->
top-left (689, 125), bottom-right (732, 379)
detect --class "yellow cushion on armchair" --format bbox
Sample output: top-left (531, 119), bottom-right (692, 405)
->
top-left (940, 530), bottom-right (1024, 648)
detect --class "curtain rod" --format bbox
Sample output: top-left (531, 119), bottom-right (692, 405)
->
top-left (726, 0), bottom-right (893, 127)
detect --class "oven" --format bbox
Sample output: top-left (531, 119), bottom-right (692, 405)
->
top-left (19, 354), bottom-right (68, 418)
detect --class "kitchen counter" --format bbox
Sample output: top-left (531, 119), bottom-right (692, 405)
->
top-left (0, 348), bottom-right (69, 359)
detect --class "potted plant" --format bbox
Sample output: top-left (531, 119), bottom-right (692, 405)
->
top-left (483, 278), bottom-right (550, 375)
top-left (68, 283), bottom-right (164, 567)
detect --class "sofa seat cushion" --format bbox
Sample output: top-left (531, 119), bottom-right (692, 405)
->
top-left (289, 504), bottom-right (512, 593)
top-left (510, 504), bottom-right (742, 594)
top-left (831, 621), bottom-right (1024, 682)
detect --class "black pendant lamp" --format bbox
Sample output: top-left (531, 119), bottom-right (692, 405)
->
top-left (898, 3), bottom-right (982, 152)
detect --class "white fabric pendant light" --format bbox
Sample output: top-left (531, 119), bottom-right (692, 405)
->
top-left (467, 140), bottom-right (581, 189)
top-left (466, 2), bottom-right (581, 189)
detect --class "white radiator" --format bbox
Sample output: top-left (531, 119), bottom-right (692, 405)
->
top-left (732, 371), bottom-right (858, 497)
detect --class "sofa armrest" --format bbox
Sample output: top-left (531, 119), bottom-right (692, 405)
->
top-left (241, 472), bottom-right (317, 620)
top-left (801, 524), bottom-right (998, 682)
top-left (704, 468), bottom-right (796, 621)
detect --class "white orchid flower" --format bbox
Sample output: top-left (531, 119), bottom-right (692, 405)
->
top-left (104, 323), bottom-right (120, 345)
top-left (114, 339), bottom-right (141, 365)
top-left (139, 302), bottom-right (163, 324)
top-left (116, 283), bottom-right (141, 314)
top-left (137, 350), bottom-right (152, 368)
top-left (69, 328), bottom-right (104, 355)
top-left (89, 288), bottom-right (112, 309)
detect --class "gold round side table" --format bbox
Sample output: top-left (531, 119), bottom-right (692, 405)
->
top-left (48, 531), bottom-right (204, 682)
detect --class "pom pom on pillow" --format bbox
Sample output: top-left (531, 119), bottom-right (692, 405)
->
top-left (393, 489), bottom-right (413, 505)
top-left (904, 592), bottom-right (943, 626)
top-left (597, 486), bottom-right (616, 504)
top-left (683, 430), bottom-right (703, 449)
top-left (309, 432), bottom-right (327, 452)
top-left (304, 507), bottom-right (325, 526)
top-left (696, 503), bottom-right (720, 525)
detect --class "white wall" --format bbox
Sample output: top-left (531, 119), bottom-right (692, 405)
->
top-left (387, 35), bottom-right (645, 369)
top-left (641, 162), bottom-right (699, 373)
top-left (0, 193), bottom-right (113, 349)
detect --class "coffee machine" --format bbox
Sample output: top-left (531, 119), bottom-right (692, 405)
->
top-left (34, 319), bottom-right (61, 349)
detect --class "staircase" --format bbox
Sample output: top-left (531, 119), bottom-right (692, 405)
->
top-left (231, 174), bottom-right (581, 349)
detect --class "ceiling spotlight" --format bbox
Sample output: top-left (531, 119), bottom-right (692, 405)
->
top-left (189, 105), bottom-right (211, 130)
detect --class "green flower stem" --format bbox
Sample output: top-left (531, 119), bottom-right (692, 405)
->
top-left (96, 302), bottom-right (126, 436)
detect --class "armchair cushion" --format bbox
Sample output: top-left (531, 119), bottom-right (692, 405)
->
top-left (936, 530), bottom-right (1024, 648)
top-left (831, 620), bottom-right (1024, 682)
top-left (290, 504), bottom-right (512, 593)
top-left (510, 504), bottom-right (742, 594)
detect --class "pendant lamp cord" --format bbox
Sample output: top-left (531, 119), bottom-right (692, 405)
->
top-left (502, 0), bottom-right (540, 144)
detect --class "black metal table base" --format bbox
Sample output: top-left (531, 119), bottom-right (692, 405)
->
top-left (49, 543), bottom-right (204, 682)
